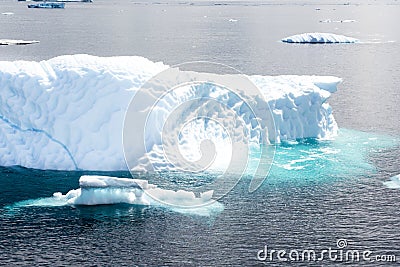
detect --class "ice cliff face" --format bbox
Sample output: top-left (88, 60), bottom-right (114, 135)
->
top-left (0, 55), bottom-right (340, 170)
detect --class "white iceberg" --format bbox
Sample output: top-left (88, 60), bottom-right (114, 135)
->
top-left (282, 33), bottom-right (359, 44)
top-left (319, 19), bottom-right (356, 23)
top-left (0, 39), bottom-right (39, 45)
top-left (0, 54), bottom-right (340, 171)
top-left (13, 175), bottom-right (223, 216)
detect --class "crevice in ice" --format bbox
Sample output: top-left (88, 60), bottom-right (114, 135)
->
top-left (0, 114), bottom-right (79, 170)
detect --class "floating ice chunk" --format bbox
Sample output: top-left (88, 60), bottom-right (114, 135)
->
top-left (383, 174), bottom-right (400, 189)
top-left (282, 33), bottom-right (359, 43)
top-left (10, 175), bottom-right (223, 216)
top-left (0, 39), bottom-right (39, 45)
top-left (341, 20), bottom-right (356, 23)
top-left (310, 76), bottom-right (342, 93)
top-left (319, 19), bottom-right (356, 23)
top-left (66, 175), bottom-right (216, 208)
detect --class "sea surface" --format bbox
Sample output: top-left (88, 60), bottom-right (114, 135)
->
top-left (1, 0), bottom-right (400, 266)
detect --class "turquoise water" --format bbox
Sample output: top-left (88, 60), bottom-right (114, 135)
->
top-left (269, 129), bottom-right (398, 183)
top-left (5, 129), bottom-right (397, 210)
top-left (1, 129), bottom-right (399, 265)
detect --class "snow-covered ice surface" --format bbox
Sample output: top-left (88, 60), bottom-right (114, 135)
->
top-left (8, 175), bottom-right (223, 217)
top-left (0, 54), bottom-right (340, 171)
top-left (282, 33), bottom-right (359, 43)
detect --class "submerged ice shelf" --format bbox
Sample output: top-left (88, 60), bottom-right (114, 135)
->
top-left (6, 129), bottom-right (398, 217)
top-left (0, 54), bottom-right (340, 171)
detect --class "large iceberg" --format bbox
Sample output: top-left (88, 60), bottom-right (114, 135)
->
top-left (0, 55), bottom-right (340, 171)
top-left (282, 33), bottom-right (359, 44)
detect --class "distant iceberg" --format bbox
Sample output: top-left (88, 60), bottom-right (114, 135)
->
top-left (0, 39), bottom-right (39, 45)
top-left (0, 55), bottom-right (340, 171)
top-left (319, 19), bottom-right (356, 23)
top-left (282, 33), bottom-right (359, 44)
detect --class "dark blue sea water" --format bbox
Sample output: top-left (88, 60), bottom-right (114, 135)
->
top-left (1, 0), bottom-right (400, 265)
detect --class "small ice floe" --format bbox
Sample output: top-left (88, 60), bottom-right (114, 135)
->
top-left (9, 175), bottom-right (224, 217)
top-left (383, 174), bottom-right (400, 189)
top-left (341, 19), bottom-right (356, 23)
top-left (0, 39), bottom-right (39, 45)
top-left (320, 19), bottom-right (356, 23)
top-left (281, 32), bottom-right (359, 44)
top-left (70, 175), bottom-right (216, 208)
